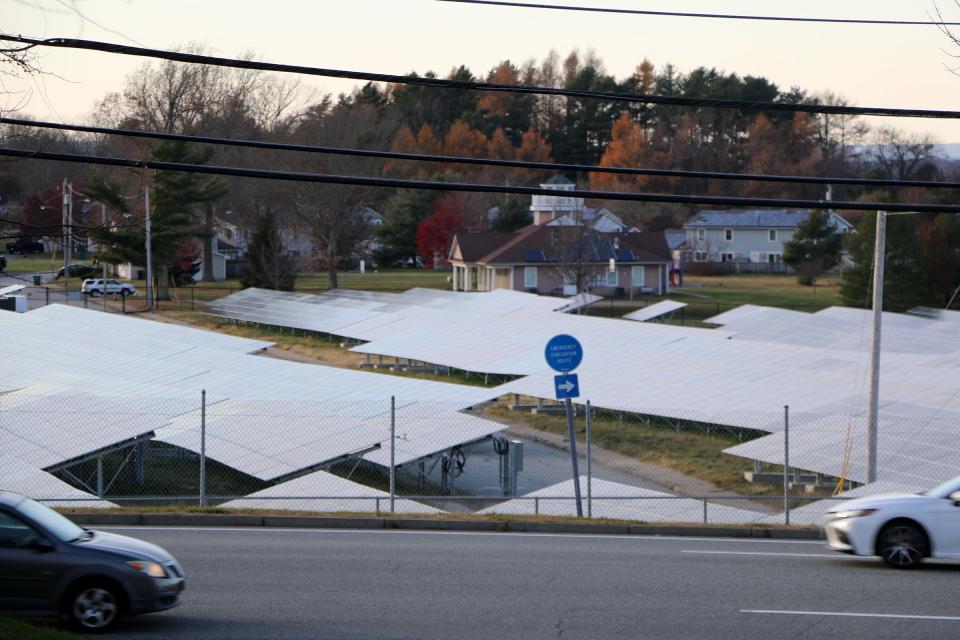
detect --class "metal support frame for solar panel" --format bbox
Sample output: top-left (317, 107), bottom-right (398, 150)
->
top-left (266, 442), bottom-right (383, 485)
top-left (43, 431), bottom-right (156, 475)
top-left (393, 432), bottom-right (497, 470)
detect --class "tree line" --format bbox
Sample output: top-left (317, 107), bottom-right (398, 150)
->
top-left (0, 47), bottom-right (956, 305)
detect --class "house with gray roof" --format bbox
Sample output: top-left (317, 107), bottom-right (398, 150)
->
top-left (683, 209), bottom-right (852, 272)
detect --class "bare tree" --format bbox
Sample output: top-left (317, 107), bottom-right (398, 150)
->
top-left (288, 103), bottom-right (397, 288)
top-left (811, 92), bottom-right (870, 178)
top-left (871, 127), bottom-right (939, 180)
top-left (548, 214), bottom-right (606, 294)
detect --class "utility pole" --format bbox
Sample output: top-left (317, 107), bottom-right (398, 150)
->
top-left (144, 186), bottom-right (153, 311)
top-left (62, 179), bottom-right (73, 301)
top-left (866, 210), bottom-right (886, 483)
top-left (101, 203), bottom-right (108, 313)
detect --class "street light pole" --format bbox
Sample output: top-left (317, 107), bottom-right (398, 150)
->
top-left (144, 185), bottom-right (153, 311)
top-left (866, 210), bottom-right (886, 483)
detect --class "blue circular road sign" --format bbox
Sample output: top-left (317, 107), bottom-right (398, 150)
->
top-left (544, 334), bottom-right (583, 373)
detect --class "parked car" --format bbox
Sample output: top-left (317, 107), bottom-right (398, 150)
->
top-left (0, 491), bottom-right (185, 631)
top-left (82, 278), bottom-right (136, 297)
top-left (6, 239), bottom-right (45, 254)
top-left (54, 264), bottom-right (95, 280)
top-left (825, 475), bottom-right (960, 568)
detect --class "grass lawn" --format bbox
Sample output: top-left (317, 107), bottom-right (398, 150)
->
top-left (588, 273), bottom-right (843, 324)
top-left (159, 268), bottom-right (450, 293)
top-left (0, 618), bottom-right (77, 640)
top-left (1, 254), bottom-right (93, 275)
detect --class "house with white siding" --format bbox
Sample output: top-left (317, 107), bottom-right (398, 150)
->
top-left (683, 209), bottom-right (853, 272)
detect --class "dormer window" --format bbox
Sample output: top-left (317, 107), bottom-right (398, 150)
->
top-left (724, 229), bottom-right (734, 242)
top-left (768, 229), bottom-right (777, 242)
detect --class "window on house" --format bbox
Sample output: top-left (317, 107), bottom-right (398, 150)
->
top-left (605, 270), bottom-right (618, 287)
top-left (721, 252), bottom-right (735, 262)
top-left (696, 229), bottom-right (706, 241)
top-left (695, 251), bottom-right (707, 262)
top-left (631, 266), bottom-right (645, 286)
top-left (768, 253), bottom-right (782, 264)
top-left (724, 229), bottom-right (734, 242)
top-left (768, 229), bottom-right (777, 242)
top-left (524, 266), bottom-right (538, 289)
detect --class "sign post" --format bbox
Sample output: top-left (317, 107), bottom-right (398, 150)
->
top-left (545, 334), bottom-right (584, 517)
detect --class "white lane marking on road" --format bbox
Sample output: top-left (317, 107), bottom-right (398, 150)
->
top-left (93, 526), bottom-right (824, 545)
top-left (741, 610), bottom-right (960, 622)
top-left (683, 550), bottom-right (852, 559)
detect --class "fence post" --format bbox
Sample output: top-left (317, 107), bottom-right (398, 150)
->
top-left (200, 390), bottom-right (207, 507)
top-left (703, 499), bottom-right (708, 524)
top-left (45, 286), bottom-right (49, 306)
top-left (390, 396), bottom-right (396, 514)
top-left (586, 400), bottom-right (592, 519)
top-left (784, 404), bottom-right (790, 526)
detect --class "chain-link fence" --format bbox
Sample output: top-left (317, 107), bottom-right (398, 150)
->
top-left (4, 390), bottom-right (931, 526)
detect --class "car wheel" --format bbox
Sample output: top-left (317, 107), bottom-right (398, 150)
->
top-left (90, 290), bottom-right (101, 297)
top-left (877, 522), bottom-right (928, 569)
top-left (67, 584), bottom-right (122, 632)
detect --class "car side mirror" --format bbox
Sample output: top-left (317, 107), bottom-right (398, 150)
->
top-left (949, 491), bottom-right (960, 506)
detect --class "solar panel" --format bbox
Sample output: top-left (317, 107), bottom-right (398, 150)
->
top-left (523, 249), bottom-right (546, 263)
top-left (0, 454), bottom-right (115, 508)
top-left (480, 478), bottom-right (763, 524)
top-left (219, 470), bottom-right (440, 513)
top-left (614, 249), bottom-right (635, 262)
top-left (623, 300), bottom-right (686, 322)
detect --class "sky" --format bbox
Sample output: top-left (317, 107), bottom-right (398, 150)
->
top-left (4, 0), bottom-right (960, 143)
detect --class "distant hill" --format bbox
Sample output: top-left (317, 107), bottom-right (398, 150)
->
top-left (936, 144), bottom-right (960, 160)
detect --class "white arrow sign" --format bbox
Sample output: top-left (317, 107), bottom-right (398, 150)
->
top-left (558, 379), bottom-right (576, 393)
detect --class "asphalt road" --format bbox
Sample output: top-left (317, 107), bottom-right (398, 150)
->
top-left (94, 527), bottom-right (959, 640)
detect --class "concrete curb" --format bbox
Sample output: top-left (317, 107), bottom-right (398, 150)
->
top-left (64, 512), bottom-right (824, 540)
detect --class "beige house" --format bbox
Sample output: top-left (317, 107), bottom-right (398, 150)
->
top-left (450, 177), bottom-right (671, 296)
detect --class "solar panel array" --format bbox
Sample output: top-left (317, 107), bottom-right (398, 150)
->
top-left (211, 289), bottom-right (960, 492)
top-left (0, 304), bottom-right (506, 500)
top-left (208, 287), bottom-right (634, 375)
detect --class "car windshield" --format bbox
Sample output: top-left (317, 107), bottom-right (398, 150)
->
top-left (923, 475), bottom-right (960, 498)
top-left (17, 497), bottom-right (85, 542)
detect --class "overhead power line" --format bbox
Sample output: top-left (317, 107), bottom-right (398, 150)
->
top-left (4, 115), bottom-right (960, 191)
top-left (2, 34), bottom-right (960, 120)
top-left (438, 0), bottom-right (957, 26)
top-left (2, 145), bottom-right (958, 214)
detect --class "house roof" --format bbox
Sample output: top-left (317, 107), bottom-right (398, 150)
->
top-left (663, 229), bottom-right (687, 250)
top-left (544, 174), bottom-right (575, 186)
top-left (454, 231), bottom-right (519, 262)
top-left (454, 226), bottom-right (671, 265)
top-left (685, 209), bottom-right (831, 229)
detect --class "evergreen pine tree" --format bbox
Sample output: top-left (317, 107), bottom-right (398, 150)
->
top-left (782, 210), bottom-right (843, 286)
top-left (240, 212), bottom-right (298, 291)
top-left (840, 214), bottom-right (925, 312)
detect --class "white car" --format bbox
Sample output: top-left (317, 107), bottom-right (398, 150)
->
top-left (81, 278), bottom-right (136, 297)
top-left (824, 475), bottom-right (960, 568)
